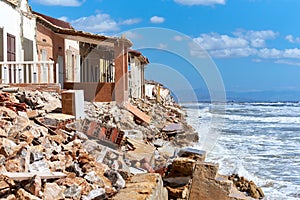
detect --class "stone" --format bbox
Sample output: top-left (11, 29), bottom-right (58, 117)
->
top-left (5, 159), bottom-right (23, 172)
top-left (112, 173), bottom-right (168, 200)
top-left (104, 170), bottom-right (125, 191)
top-left (84, 171), bottom-right (104, 186)
top-left (163, 176), bottom-right (191, 188)
top-left (189, 162), bottom-right (247, 200)
top-left (24, 175), bottom-right (41, 196)
top-left (162, 123), bottom-right (183, 132)
top-left (0, 180), bottom-right (10, 196)
top-left (0, 128), bottom-right (8, 138)
top-left (168, 158), bottom-right (196, 177)
top-left (43, 182), bottom-right (64, 200)
top-left (0, 194), bottom-right (16, 200)
top-left (26, 110), bottom-right (39, 119)
top-left (83, 188), bottom-right (107, 200)
top-left (30, 146), bottom-right (44, 163)
top-left (249, 181), bottom-right (260, 199)
top-left (20, 131), bottom-right (34, 144)
top-left (123, 130), bottom-right (144, 141)
top-left (178, 147), bottom-right (206, 161)
top-left (257, 187), bottom-right (265, 198)
top-left (29, 160), bottom-right (50, 172)
top-left (0, 138), bottom-right (17, 157)
top-left (166, 185), bottom-right (189, 199)
top-left (43, 113), bottom-right (75, 127)
top-left (0, 106), bottom-right (18, 119)
top-left (157, 142), bottom-right (177, 158)
top-left (65, 163), bottom-right (83, 177)
top-left (16, 188), bottom-right (41, 200)
top-left (64, 184), bottom-right (82, 199)
top-left (125, 138), bottom-right (156, 163)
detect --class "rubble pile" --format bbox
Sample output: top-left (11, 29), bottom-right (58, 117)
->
top-left (228, 174), bottom-right (265, 199)
top-left (0, 91), bottom-right (127, 199)
top-left (0, 88), bottom-right (265, 200)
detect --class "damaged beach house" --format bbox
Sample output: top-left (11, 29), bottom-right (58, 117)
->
top-left (0, 0), bottom-right (151, 106)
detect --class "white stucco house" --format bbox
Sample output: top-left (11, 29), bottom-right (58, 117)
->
top-left (128, 50), bottom-right (149, 99)
top-left (0, 0), bottom-right (56, 84)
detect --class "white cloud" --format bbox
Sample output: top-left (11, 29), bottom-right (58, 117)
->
top-left (32, 0), bottom-right (85, 6)
top-left (194, 33), bottom-right (249, 50)
top-left (283, 48), bottom-right (300, 58)
top-left (123, 31), bottom-right (143, 40)
top-left (150, 16), bottom-right (165, 24)
top-left (258, 48), bottom-right (282, 59)
top-left (58, 16), bottom-right (68, 22)
top-left (173, 35), bottom-right (184, 41)
top-left (71, 14), bottom-right (119, 33)
top-left (119, 18), bottom-right (141, 25)
top-left (174, 0), bottom-right (225, 6)
top-left (275, 59), bottom-right (300, 66)
top-left (158, 43), bottom-right (168, 49)
top-left (193, 30), bottom-right (280, 58)
top-left (285, 34), bottom-right (300, 43)
top-left (233, 30), bottom-right (278, 47)
top-left (209, 47), bottom-right (257, 58)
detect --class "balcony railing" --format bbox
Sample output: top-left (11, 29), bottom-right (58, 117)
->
top-left (0, 61), bottom-right (58, 84)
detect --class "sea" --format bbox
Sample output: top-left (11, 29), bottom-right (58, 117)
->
top-left (183, 102), bottom-right (300, 200)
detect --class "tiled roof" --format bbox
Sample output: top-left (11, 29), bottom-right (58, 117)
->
top-left (33, 11), bottom-right (73, 29)
top-left (34, 11), bottom-right (132, 46)
top-left (129, 49), bottom-right (150, 64)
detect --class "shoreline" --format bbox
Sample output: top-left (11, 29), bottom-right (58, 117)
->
top-left (0, 88), bottom-right (264, 199)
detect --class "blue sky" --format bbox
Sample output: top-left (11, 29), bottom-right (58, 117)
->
top-left (29, 0), bottom-right (300, 100)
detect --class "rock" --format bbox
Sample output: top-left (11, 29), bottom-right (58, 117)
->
top-left (166, 185), bottom-right (189, 199)
top-left (178, 147), bottom-right (206, 161)
top-left (65, 163), bottom-right (83, 177)
top-left (0, 194), bottom-right (16, 200)
top-left (0, 128), bottom-right (8, 138)
top-left (125, 138), bottom-right (156, 164)
top-left (249, 181), bottom-right (260, 199)
top-left (104, 170), bottom-right (125, 191)
top-left (0, 180), bottom-right (10, 196)
top-left (157, 142), bottom-right (177, 158)
top-left (162, 123), bottom-right (183, 132)
top-left (257, 187), bottom-right (265, 198)
top-left (43, 182), bottom-right (64, 200)
top-left (83, 188), bottom-right (107, 200)
top-left (168, 158), bottom-right (196, 177)
top-left (16, 188), bottom-right (41, 200)
top-left (188, 162), bottom-right (252, 200)
top-left (26, 110), bottom-right (39, 119)
top-left (163, 176), bottom-right (191, 188)
top-left (29, 160), bottom-right (50, 172)
top-left (112, 173), bottom-right (168, 200)
top-left (0, 138), bottom-right (17, 157)
top-left (24, 175), bottom-right (41, 196)
top-left (43, 113), bottom-right (75, 127)
top-left (20, 131), bottom-right (34, 144)
top-left (5, 159), bottom-right (23, 172)
top-left (64, 184), bottom-right (82, 199)
top-left (84, 171), bottom-right (104, 186)
top-left (123, 130), bottom-right (144, 141)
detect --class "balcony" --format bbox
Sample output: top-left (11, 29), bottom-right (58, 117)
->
top-left (0, 61), bottom-right (58, 84)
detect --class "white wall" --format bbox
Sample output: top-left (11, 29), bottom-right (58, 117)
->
top-left (145, 84), bottom-right (155, 99)
top-left (129, 55), bottom-right (143, 98)
top-left (65, 39), bottom-right (80, 82)
top-left (0, 0), bottom-right (37, 62)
